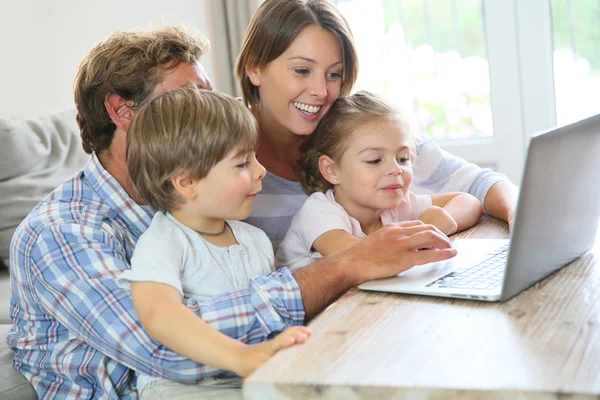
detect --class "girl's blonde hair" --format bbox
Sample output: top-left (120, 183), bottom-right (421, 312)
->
top-left (235, 0), bottom-right (359, 108)
top-left (296, 90), bottom-right (411, 195)
top-left (127, 86), bottom-right (258, 212)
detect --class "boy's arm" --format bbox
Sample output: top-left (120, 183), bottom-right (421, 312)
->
top-left (427, 192), bottom-right (484, 233)
top-left (26, 224), bottom-right (304, 381)
top-left (131, 281), bottom-right (309, 377)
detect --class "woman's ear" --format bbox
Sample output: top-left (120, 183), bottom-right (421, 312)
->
top-left (105, 93), bottom-right (134, 132)
top-left (318, 155), bottom-right (340, 185)
top-left (246, 65), bottom-right (261, 87)
top-left (171, 172), bottom-right (197, 201)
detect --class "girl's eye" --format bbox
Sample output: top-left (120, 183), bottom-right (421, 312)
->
top-left (236, 161), bottom-right (249, 169)
top-left (397, 157), bottom-right (411, 164)
top-left (366, 159), bottom-right (381, 165)
top-left (294, 68), bottom-right (310, 75)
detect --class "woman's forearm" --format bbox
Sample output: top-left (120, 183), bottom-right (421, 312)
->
top-left (483, 181), bottom-right (518, 223)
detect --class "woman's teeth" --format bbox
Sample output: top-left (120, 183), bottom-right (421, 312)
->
top-left (293, 102), bottom-right (321, 115)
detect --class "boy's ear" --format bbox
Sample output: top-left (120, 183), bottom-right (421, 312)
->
top-left (246, 65), bottom-right (261, 87)
top-left (171, 172), bottom-right (197, 200)
top-left (105, 93), bottom-right (134, 132)
top-left (318, 155), bottom-right (339, 185)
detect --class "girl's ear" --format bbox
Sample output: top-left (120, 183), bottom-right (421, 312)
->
top-left (171, 172), bottom-right (197, 200)
top-left (246, 65), bottom-right (261, 87)
top-left (318, 155), bottom-right (340, 185)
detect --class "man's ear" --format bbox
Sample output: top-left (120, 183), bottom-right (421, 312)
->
top-left (105, 93), bottom-right (134, 132)
top-left (318, 155), bottom-right (340, 185)
top-left (246, 65), bottom-right (261, 87)
top-left (171, 172), bottom-right (197, 201)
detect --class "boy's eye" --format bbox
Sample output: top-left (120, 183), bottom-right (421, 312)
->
top-left (294, 68), bottom-right (310, 75)
top-left (366, 159), bottom-right (381, 165)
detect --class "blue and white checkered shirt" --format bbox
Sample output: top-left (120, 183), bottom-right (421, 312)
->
top-left (7, 154), bottom-right (304, 399)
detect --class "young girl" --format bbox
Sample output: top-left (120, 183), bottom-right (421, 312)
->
top-left (236, 0), bottom-right (516, 252)
top-left (119, 86), bottom-right (310, 398)
top-left (275, 91), bottom-right (484, 270)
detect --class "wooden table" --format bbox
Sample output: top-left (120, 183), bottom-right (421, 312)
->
top-left (244, 215), bottom-right (600, 399)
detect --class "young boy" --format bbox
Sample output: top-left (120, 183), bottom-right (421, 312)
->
top-left (119, 86), bottom-right (310, 398)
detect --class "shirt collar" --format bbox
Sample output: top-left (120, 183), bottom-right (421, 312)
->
top-left (83, 153), bottom-right (154, 236)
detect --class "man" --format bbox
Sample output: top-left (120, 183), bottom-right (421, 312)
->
top-left (8, 26), bottom-right (456, 399)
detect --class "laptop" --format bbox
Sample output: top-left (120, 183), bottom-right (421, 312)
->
top-left (359, 113), bottom-right (600, 302)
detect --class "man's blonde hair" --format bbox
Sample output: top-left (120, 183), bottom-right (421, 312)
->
top-left (74, 25), bottom-right (209, 154)
top-left (296, 91), bottom-right (412, 195)
top-left (235, 0), bottom-right (358, 108)
top-left (127, 86), bottom-right (258, 212)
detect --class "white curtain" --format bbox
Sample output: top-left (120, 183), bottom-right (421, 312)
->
top-left (206, 0), bottom-right (263, 96)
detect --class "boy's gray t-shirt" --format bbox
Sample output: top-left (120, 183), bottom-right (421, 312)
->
top-left (119, 211), bottom-right (274, 393)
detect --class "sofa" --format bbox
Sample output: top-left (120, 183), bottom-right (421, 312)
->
top-left (1, 109), bottom-right (89, 399)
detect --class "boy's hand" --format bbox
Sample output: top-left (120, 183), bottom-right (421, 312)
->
top-left (418, 206), bottom-right (458, 235)
top-left (234, 326), bottom-right (311, 377)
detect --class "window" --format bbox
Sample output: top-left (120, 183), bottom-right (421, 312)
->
top-left (333, 0), bottom-right (492, 141)
top-left (332, 0), bottom-right (600, 184)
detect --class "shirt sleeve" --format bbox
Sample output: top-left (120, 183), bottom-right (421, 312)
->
top-left (119, 227), bottom-right (187, 297)
top-left (292, 193), bottom-right (353, 252)
top-left (408, 193), bottom-right (433, 220)
top-left (412, 134), bottom-right (509, 207)
top-left (28, 222), bottom-right (304, 382)
top-left (258, 230), bottom-right (276, 273)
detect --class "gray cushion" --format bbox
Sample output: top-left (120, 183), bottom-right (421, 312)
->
top-left (0, 109), bottom-right (89, 267)
top-left (0, 325), bottom-right (37, 400)
top-left (0, 271), bottom-right (9, 325)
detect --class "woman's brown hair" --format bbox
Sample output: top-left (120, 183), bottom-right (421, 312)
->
top-left (235, 0), bottom-right (358, 108)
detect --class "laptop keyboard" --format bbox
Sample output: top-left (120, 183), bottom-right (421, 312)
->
top-left (426, 245), bottom-right (509, 290)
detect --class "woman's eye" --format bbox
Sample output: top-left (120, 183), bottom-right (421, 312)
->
top-left (366, 159), bottom-right (381, 165)
top-left (294, 68), bottom-right (310, 75)
top-left (327, 71), bottom-right (342, 80)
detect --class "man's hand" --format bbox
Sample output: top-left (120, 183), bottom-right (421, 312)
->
top-left (341, 220), bottom-right (457, 286)
top-left (294, 221), bottom-right (457, 321)
top-left (418, 206), bottom-right (458, 235)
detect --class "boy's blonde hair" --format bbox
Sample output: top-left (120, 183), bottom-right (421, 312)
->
top-left (75, 26), bottom-right (209, 155)
top-left (235, 0), bottom-right (359, 108)
top-left (296, 90), bottom-right (412, 195)
top-left (127, 86), bottom-right (258, 212)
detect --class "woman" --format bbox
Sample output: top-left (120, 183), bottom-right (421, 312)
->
top-left (236, 0), bottom-right (517, 251)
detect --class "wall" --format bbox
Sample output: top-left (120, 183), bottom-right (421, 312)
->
top-left (0, 0), bottom-right (215, 118)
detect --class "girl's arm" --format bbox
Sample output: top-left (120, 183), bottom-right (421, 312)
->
top-left (131, 281), bottom-right (310, 377)
top-left (419, 192), bottom-right (483, 235)
top-left (312, 229), bottom-right (361, 257)
top-left (412, 135), bottom-right (516, 225)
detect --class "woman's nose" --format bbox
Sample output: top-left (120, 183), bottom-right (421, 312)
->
top-left (309, 75), bottom-right (327, 99)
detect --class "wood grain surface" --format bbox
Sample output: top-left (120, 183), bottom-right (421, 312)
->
top-left (244, 216), bottom-right (600, 399)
